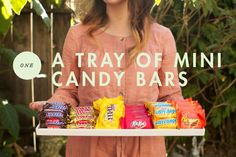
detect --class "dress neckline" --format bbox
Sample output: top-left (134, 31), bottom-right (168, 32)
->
top-left (97, 28), bottom-right (133, 41)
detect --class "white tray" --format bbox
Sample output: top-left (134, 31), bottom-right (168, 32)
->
top-left (36, 125), bottom-right (205, 136)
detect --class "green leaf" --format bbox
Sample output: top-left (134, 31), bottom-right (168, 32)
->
top-left (10, 0), bottom-right (28, 15)
top-left (0, 102), bottom-right (19, 139)
top-left (0, 130), bottom-right (3, 143)
top-left (210, 108), bottom-right (222, 127)
top-left (14, 104), bottom-right (38, 119)
top-left (0, 0), bottom-right (12, 33)
top-left (229, 68), bottom-right (236, 77)
top-left (4, 136), bottom-right (16, 145)
top-left (198, 72), bottom-right (214, 84)
top-left (0, 147), bottom-right (15, 157)
top-left (1, 0), bottom-right (12, 16)
top-left (182, 84), bottom-right (200, 97)
top-left (155, 0), bottom-right (161, 6)
top-left (0, 47), bottom-right (17, 66)
top-left (32, 0), bottom-right (51, 28)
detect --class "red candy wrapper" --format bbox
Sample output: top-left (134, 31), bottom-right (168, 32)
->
top-left (123, 116), bottom-right (153, 129)
top-left (178, 110), bottom-right (205, 129)
top-left (121, 105), bottom-right (153, 129)
top-left (170, 99), bottom-right (206, 129)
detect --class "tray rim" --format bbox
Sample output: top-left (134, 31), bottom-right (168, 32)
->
top-left (36, 124), bottom-right (205, 137)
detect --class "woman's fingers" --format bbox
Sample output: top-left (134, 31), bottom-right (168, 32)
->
top-left (29, 101), bottom-right (47, 111)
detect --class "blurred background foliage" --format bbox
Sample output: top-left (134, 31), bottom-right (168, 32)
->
top-left (0, 0), bottom-right (236, 156)
top-left (0, 1), bottom-right (63, 157)
top-left (150, 0), bottom-right (236, 156)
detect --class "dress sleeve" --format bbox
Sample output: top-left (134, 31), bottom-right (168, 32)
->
top-left (47, 26), bottom-right (80, 107)
top-left (157, 28), bottom-right (183, 101)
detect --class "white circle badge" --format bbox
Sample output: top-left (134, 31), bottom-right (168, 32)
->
top-left (13, 51), bottom-right (42, 80)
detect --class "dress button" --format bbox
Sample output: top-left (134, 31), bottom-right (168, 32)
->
top-left (119, 37), bottom-right (124, 41)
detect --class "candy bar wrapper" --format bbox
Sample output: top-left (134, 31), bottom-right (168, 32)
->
top-left (145, 102), bottom-right (173, 114)
top-left (93, 95), bottom-right (124, 129)
top-left (68, 106), bottom-right (95, 124)
top-left (170, 99), bottom-right (206, 128)
top-left (126, 110), bottom-right (149, 116)
top-left (69, 106), bottom-right (95, 117)
top-left (121, 105), bottom-right (153, 129)
top-left (153, 118), bottom-right (177, 129)
top-left (177, 110), bottom-right (206, 129)
top-left (39, 111), bottom-right (67, 119)
top-left (47, 125), bottom-right (66, 129)
top-left (43, 102), bottom-right (69, 113)
top-left (122, 116), bottom-right (153, 129)
top-left (43, 117), bottom-right (65, 123)
top-left (69, 115), bottom-right (95, 123)
top-left (145, 102), bottom-right (172, 110)
top-left (40, 123), bottom-right (66, 128)
top-left (75, 106), bottom-right (94, 115)
top-left (125, 105), bottom-right (147, 111)
top-left (125, 107), bottom-right (149, 115)
top-left (67, 123), bottom-right (94, 129)
top-left (153, 106), bottom-right (176, 119)
top-left (40, 117), bottom-right (66, 128)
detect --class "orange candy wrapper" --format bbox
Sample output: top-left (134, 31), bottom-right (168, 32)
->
top-left (169, 99), bottom-right (206, 129)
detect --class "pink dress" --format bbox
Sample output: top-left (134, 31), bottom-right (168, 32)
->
top-left (48, 23), bottom-right (183, 157)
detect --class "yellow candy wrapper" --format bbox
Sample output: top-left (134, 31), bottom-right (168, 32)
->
top-left (93, 95), bottom-right (125, 129)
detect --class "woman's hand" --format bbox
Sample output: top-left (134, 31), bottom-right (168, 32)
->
top-left (29, 101), bottom-right (47, 112)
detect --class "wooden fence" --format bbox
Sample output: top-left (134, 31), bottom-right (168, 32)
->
top-left (0, 7), bottom-right (73, 154)
top-left (1, 8), bottom-right (72, 104)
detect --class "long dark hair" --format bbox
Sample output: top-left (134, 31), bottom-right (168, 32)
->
top-left (82, 0), bottom-right (154, 65)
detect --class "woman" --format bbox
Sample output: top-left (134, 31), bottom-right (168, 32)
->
top-left (30, 0), bottom-right (183, 156)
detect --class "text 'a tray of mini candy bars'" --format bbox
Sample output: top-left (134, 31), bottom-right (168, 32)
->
top-left (36, 96), bottom-right (206, 136)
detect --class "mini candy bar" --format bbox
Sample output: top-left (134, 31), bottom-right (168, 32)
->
top-left (67, 106), bottom-right (96, 129)
top-left (144, 102), bottom-right (178, 129)
top-left (145, 102), bottom-right (172, 112)
top-left (43, 102), bottom-right (68, 112)
top-left (178, 111), bottom-right (205, 128)
top-left (144, 102), bottom-right (177, 118)
top-left (125, 105), bottom-right (148, 112)
top-left (170, 99), bottom-right (206, 129)
top-left (39, 111), bottom-right (65, 121)
top-left (124, 116), bottom-right (153, 129)
top-left (154, 106), bottom-right (176, 119)
top-left (47, 125), bottom-right (65, 129)
top-left (121, 105), bottom-right (153, 129)
top-left (67, 123), bottom-right (94, 129)
top-left (67, 124), bottom-right (78, 129)
top-left (93, 96), bottom-right (124, 129)
top-left (46, 121), bottom-right (65, 126)
top-left (40, 122), bottom-right (66, 128)
top-left (39, 102), bottom-right (69, 129)
top-left (145, 102), bottom-right (174, 114)
top-left (75, 106), bottom-right (94, 115)
top-left (154, 118), bottom-right (177, 129)
top-left (44, 111), bottom-right (65, 118)
top-left (125, 105), bottom-right (147, 110)
top-left (45, 118), bottom-right (65, 124)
